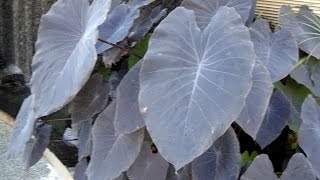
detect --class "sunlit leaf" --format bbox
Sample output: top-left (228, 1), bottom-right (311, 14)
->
top-left (236, 61), bottom-right (273, 139)
top-left (290, 57), bottom-right (320, 96)
top-left (255, 90), bottom-right (290, 148)
top-left (281, 153), bottom-right (316, 180)
top-left (181, 0), bottom-right (253, 30)
top-left (127, 142), bottom-right (169, 180)
top-left (63, 127), bottom-right (78, 147)
top-left (30, 0), bottom-right (112, 117)
top-left (114, 61), bottom-right (145, 135)
top-left (70, 74), bottom-right (110, 130)
top-left (96, 0), bottom-right (154, 54)
top-left (279, 5), bottom-right (320, 59)
top-left (74, 159), bottom-right (88, 180)
top-left (249, 19), bottom-right (299, 82)
top-left (7, 96), bottom-right (37, 158)
top-left (299, 95), bottom-right (320, 179)
top-left (87, 102), bottom-right (145, 179)
top-left (23, 122), bottom-right (52, 168)
top-left (240, 154), bottom-right (277, 180)
top-left (192, 128), bottom-right (241, 180)
top-left (139, 6), bottom-right (255, 170)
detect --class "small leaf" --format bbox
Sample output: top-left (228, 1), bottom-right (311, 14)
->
top-left (279, 5), bottom-right (320, 59)
top-left (139, 6), bottom-right (255, 170)
top-left (240, 154), bottom-right (278, 180)
top-left (127, 142), bottom-right (169, 180)
top-left (114, 61), bottom-right (145, 135)
top-left (87, 102), bottom-right (145, 179)
top-left (181, 0), bottom-right (253, 30)
top-left (30, 0), bottom-right (112, 117)
top-left (236, 61), bottom-right (273, 139)
top-left (281, 153), bottom-right (316, 180)
top-left (23, 122), bottom-right (52, 168)
top-left (78, 119), bottom-right (93, 160)
top-left (249, 19), bottom-right (299, 82)
top-left (96, 0), bottom-right (154, 54)
top-left (256, 90), bottom-right (290, 149)
top-left (128, 34), bottom-right (152, 69)
top-left (70, 74), bottom-right (110, 130)
top-left (290, 57), bottom-right (320, 96)
top-left (192, 128), bottom-right (241, 180)
top-left (7, 96), bottom-right (37, 158)
top-left (299, 95), bottom-right (320, 179)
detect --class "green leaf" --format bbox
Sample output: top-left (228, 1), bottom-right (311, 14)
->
top-left (128, 33), bottom-right (152, 69)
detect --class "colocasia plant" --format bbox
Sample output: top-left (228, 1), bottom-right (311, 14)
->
top-left (6, 0), bottom-right (320, 179)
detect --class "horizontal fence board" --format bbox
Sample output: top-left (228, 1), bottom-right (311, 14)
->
top-left (256, 0), bottom-right (320, 25)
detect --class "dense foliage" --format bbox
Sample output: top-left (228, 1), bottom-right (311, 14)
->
top-left (6, 0), bottom-right (320, 179)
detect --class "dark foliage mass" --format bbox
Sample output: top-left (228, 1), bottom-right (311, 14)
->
top-left (6, 0), bottom-right (320, 179)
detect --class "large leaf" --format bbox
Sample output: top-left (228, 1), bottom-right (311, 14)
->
top-left (114, 61), bottom-right (144, 135)
top-left (87, 102), bottom-right (145, 179)
top-left (236, 61), bottom-right (273, 139)
top-left (299, 95), bottom-right (320, 179)
top-left (74, 159), bottom-right (89, 180)
top-left (127, 142), bottom-right (169, 180)
top-left (279, 5), bottom-right (320, 59)
top-left (249, 19), bottom-right (299, 82)
top-left (281, 153), bottom-right (316, 180)
top-left (240, 154), bottom-right (278, 180)
top-left (192, 128), bottom-right (241, 180)
top-left (256, 90), bottom-right (290, 148)
top-left (78, 119), bottom-right (93, 160)
top-left (290, 57), bottom-right (320, 96)
top-left (30, 0), bottom-right (111, 117)
top-left (69, 74), bottom-right (110, 130)
top-left (7, 96), bottom-right (37, 158)
top-left (96, 0), bottom-right (154, 54)
top-left (23, 122), bottom-right (52, 168)
top-left (139, 6), bottom-right (255, 170)
top-left (181, 0), bottom-right (253, 30)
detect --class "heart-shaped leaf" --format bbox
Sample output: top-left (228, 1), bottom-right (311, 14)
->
top-left (30, 0), bottom-right (111, 117)
top-left (139, 7), bottom-right (255, 169)
top-left (87, 102), bottom-right (145, 179)
top-left (236, 61), bottom-right (273, 139)
top-left (181, 0), bottom-right (253, 30)
top-left (279, 5), bottom-right (320, 59)
top-left (192, 128), bottom-right (241, 180)
top-left (299, 95), bottom-right (320, 179)
top-left (249, 19), bottom-right (299, 82)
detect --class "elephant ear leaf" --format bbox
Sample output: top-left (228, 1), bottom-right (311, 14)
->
top-left (30, 0), bottom-right (111, 118)
top-left (192, 128), bottom-right (241, 180)
top-left (281, 153), bottom-right (316, 180)
top-left (279, 5), bottom-right (320, 59)
top-left (235, 60), bottom-right (273, 140)
top-left (139, 6), bottom-right (255, 170)
top-left (240, 154), bottom-right (278, 180)
top-left (87, 102), bottom-right (145, 180)
top-left (249, 19), bottom-right (299, 82)
top-left (181, 0), bottom-right (253, 30)
top-left (299, 95), bottom-right (320, 179)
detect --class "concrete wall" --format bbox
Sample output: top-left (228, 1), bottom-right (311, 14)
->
top-left (0, 0), bottom-right (54, 80)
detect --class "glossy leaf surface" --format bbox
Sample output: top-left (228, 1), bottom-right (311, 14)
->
top-left (256, 90), bottom-right (290, 148)
top-left (299, 95), bottom-right (320, 179)
top-left (87, 102), bottom-right (145, 179)
top-left (30, 0), bottom-right (111, 117)
top-left (192, 128), bottom-right (241, 180)
top-left (181, 0), bottom-right (253, 30)
top-left (236, 61), bottom-right (273, 139)
top-left (250, 19), bottom-right (299, 82)
top-left (139, 7), bottom-right (255, 170)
